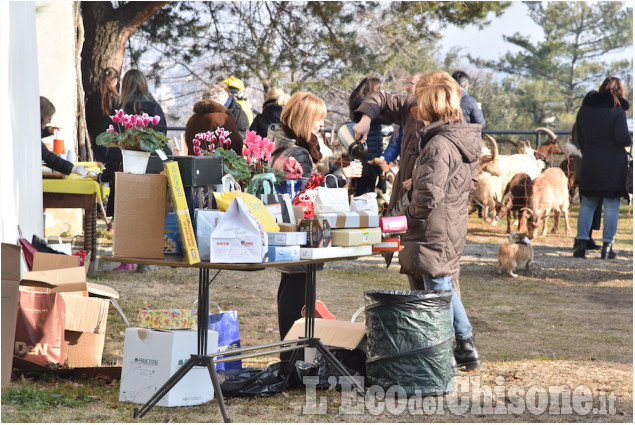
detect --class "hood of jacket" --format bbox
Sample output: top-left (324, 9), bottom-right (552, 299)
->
top-left (419, 120), bottom-right (482, 164)
top-left (582, 90), bottom-right (630, 111)
top-left (123, 95), bottom-right (162, 116)
top-left (193, 99), bottom-right (227, 114)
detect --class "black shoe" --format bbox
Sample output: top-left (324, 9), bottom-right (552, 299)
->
top-left (601, 243), bottom-right (617, 259)
top-left (573, 239), bottom-right (586, 258)
top-left (454, 335), bottom-right (482, 371)
top-left (586, 238), bottom-right (601, 250)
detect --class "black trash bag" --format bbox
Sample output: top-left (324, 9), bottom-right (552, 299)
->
top-left (218, 360), bottom-right (318, 397)
top-left (313, 348), bottom-right (366, 390)
top-left (31, 235), bottom-right (67, 256)
top-left (364, 290), bottom-right (454, 395)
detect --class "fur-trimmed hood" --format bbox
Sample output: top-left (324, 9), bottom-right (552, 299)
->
top-left (581, 90), bottom-right (630, 111)
top-left (193, 99), bottom-right (228, 114)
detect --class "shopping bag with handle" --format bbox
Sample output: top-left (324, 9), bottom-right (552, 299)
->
top-left (208, 303), bottom-right (242, 371)
top-left (314, 174), bottom-right (350, 215)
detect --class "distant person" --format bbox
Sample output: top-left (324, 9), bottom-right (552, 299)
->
top-left (40, 96), bottom-right (88, 176)
top-left (348, 76), bottom-right (388, 196)
top-left (184, 94), bottom-right (243, 155)
top-left (452, 70), bottom-right (485, 128)
top-left (573, 76), bottom-right (632, 260)
top-left (85, 67), bottom-right (119, 163)
top-left (222, 76), bottom-right (254, 125)
top-left (249, 87), bottom-right (289, 138)
top-left (207, 83), bottom-right (249, 140)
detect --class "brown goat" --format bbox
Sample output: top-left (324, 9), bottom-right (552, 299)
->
top-left (523, 167), bottom-right (571, 240)
top-left (535, 127), bottom-right (564, 165)
top-left (559, 156), bottom-right (578, 204)
top-left (494, 172), bottom-right (532, 234)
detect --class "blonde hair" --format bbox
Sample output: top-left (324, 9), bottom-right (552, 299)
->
top-left (265, 87), bottom-right (290, 106)
top-left (415, 70), bottom-right (463, 123)
top-left (280, 92), bottom-right (327, 143)
top-left (204, 83), bottom-right (229, 103)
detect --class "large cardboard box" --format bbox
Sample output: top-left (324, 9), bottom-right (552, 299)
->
top-left (164, 161), bottom-right (200, 264)
top-left (284, 318), bottom-right (367, 362)
top-left (19, 267), bottom-right (119, 367)
top-left (1, 244), bottom-right (21, 388)
top-left (119, 328), bottom-right (218, 407)
top-left (113, 173), bottom-right (167, 259)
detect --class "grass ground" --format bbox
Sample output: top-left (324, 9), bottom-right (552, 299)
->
top-left (2, 203), bottom-right (632, 423)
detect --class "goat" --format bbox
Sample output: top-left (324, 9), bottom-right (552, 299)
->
top-left (494, 172), bottom-right (532, 234)
top-left (474, 134), bottom-right (547, 223)
top-left (535, 127), bottom-right (564, 166)
top-left (522, 167), bottom-right (571, 240)
top-left (559, 142), bottom-right (582, 204)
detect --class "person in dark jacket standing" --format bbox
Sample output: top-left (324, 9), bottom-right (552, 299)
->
top-left (207, 83), bottom-right (249, 140)
top-left (354, 71), bottom-right (482, 371)
top-left (85, 67), bottom-right (119, 163)
top-left (249, 87), bottom-right (289, 138)
top-left (452, 70), bottom-right (485, 128)
top-left (349, 76), bottom-right (388, 196)
top-left (573, 76), bottom-right (632, 259)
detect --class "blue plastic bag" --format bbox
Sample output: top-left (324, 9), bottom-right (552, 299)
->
top-left (208, 310), bottom-right (242, 371)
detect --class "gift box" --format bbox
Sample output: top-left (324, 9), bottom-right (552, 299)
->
top-left (137, 309), bottom-right (198, 330)
top-left (164, 211), bottom-right (183, 255)
top-left (372, 237), bottom-right (402, 252)
top-left (300, 245), bottom-right (372, 259)
top-left (331, 228), bottom-right (382, 247)
top-left (267, 245), bottom-right (301, 262)
top-left (316, 211), bottom-right (380, 229)
top-left (278, 223), bottom-right (298, 232)
top-left (379, 216), bottom-right (408, 233)
top-left (267, 232), bottom-right (308, 246)
top-left (297, 219), bottom-right (331, 248)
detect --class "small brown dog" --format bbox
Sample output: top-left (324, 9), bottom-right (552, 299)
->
top-left (498, 232), bottom-right (534, 277)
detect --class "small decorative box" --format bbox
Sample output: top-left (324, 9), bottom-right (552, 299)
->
top-left (331, 228), bottom-right (382, 246)
top-left (267, 232), bottom-right (308, 246)
top-left (379, 216), bottom-right (408, 233)
top-left (372, 237), bottom-right (402, 252)
top-left (268, 245), bottom-right (301, 262)
top-left (297, 219), bottom-right (331, 247)
top-left (138, 309), bottom-right (198, 330)
top-left (316, 211), bottom-right (379, 229)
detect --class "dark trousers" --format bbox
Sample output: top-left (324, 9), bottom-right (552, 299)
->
top-left (354, 162), bottom-right (383, 196)
top-left (277, 273), bottom-right (307, 361)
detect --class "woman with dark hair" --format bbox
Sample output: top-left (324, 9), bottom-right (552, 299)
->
top-left (86, 67), bottom-right (120, 163)
top-left (573, 76), bottom-right (632, 259)
top-left (349, 77), bottom-right (388, 196)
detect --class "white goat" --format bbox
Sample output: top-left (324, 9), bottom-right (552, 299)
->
top-left (523, 167), bottom-right (571, 240)
top-left (474, 135), bottom-right (546, 223)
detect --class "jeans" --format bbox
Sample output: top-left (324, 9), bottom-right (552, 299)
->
top-left (408, 275), bottom-right (473, 339)
top-left (576, 196), bottom-right (621, 243)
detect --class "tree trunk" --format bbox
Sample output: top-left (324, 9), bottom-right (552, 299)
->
top-left (74, 2), bottom-right (90, 161)
top-left (77, 1), bottom-right (167, 160)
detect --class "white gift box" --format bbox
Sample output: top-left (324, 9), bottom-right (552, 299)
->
top-left (267, 232), bottom-right (308, 246)
top-left (300, 245), bottom-right (372, 260)
top-left (210, 198), bottom-right (267, 263)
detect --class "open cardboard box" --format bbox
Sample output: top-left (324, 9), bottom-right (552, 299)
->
top-left (1, 244), bottom-right (21, 388)
top-left (283, 318), bottom-right (367, 363)
top-left (19, 263), bottom-right (125, 368)
top-left (32, 251), bottom-right (91, 276)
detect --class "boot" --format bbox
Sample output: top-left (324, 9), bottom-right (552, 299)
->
top-left (601, 243), bottom-right (617, 259)
top-left (573, 239), bottom-right (586, 258)
top-left (586, 238), bottom-right (601, 250)
top-left (454, 335), bottom-right (482, 371)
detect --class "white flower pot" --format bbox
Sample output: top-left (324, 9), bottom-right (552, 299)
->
top-left (122, 150), bottom-right (151, 174)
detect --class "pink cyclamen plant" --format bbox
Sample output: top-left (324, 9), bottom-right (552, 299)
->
top-left (191, 128), bottom-right (233, 156)
top-left (97, 109), bottom-right (167, 152)
top-left (242, 130), bottom-right (275, 173)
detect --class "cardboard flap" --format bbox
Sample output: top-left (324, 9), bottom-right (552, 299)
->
top-left (86, 282), bottom-right (119, 299)
top-left (21, 267), bottom-right (87, 293)
top-left (32, 252), bottom-right (79, 271)
top-left (63, 295), bottom-right (110, 333)
top-left (1, 243), bottom-right (22, 282)
top-left (284, 318), bottom-right (366, 349)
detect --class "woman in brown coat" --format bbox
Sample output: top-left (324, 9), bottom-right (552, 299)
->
top-left (184, 98), bottom-right (244, 154)
top-left (353, 70), bottom-right (482, 371)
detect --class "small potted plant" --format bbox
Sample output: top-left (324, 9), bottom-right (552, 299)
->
top-left (192, 128), bottom-right (283, 190)
top-left (96, 109), bottom-right (169, 174)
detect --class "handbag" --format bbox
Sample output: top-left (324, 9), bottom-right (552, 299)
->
top-left (625, 151), bottom-right (632, 194)
top-left (246, 172), bottom-right (277, 196)
top-left (17, 225), bottom-right (37, 270)
top-left (314, 174), bottom-right (350, 215)
top-left (208, 304), bottom-right (242, 371)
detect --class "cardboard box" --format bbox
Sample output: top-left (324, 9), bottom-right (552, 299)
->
top-left (372, 237), bottom-right (402, 252)
top-left (299, 245), bottom-right (372, 260)
top-left (19, 267), bottom-right (119, 367)
top-left (379, 216), bottom-right (408, 233)
top-left (44, 208), bottom-right (83, 237)
top-left (267, 245), bottom-right (301, 262)
top-left (316, 211), bottom-right (380, 228)
top-left (278, 223), bottom-right (298, 232)
top-left (32, 252), bottom-right (91, 279)
top-left (119, 328), bottom-right (218, 407)
top-left (331, 228), bottom-right (382, 246)
top-left (164, 161), bottom-right (200, 264)
top-left (2, 244), bottom-right (21, 387)
top-left (297, 219), bottom-right (331, 248)
top-left (113, 173), bottom-right (167, 259)
top-left (267, 232), bottom-right (307, 246)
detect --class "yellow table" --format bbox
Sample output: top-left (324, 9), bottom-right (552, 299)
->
top-left (42, 163), bottom-right (105, 262)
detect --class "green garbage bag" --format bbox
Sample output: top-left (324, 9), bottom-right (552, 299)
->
top-left (364, 290), bottom-right (454, 395)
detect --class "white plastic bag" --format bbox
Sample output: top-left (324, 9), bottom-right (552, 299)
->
top-left (48, 236), bottom-right (72, 255)
top-left (350, 192), bottom-right (379, 215)
top-left (194, 209), bottom-right (225, 261)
